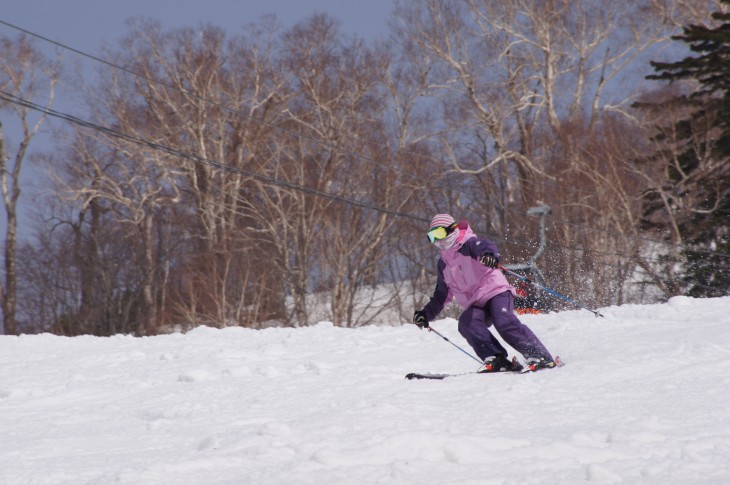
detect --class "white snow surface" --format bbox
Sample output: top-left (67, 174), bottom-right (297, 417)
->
top-left (2, 296), bottom-right (730, 484)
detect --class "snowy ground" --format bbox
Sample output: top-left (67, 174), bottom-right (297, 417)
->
top-left (1, 296), bottom-right (729, 485)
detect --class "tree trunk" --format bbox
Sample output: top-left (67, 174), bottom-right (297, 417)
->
top-left (1, 124), bottom-right (19, 335)
top-left (2, 207), bottom-right (17, 335)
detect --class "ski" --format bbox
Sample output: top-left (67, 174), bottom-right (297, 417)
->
top-left (405, 369), bottom-right (523, 380)
top-left (404, 372), bottom-right (456, 380)
top-left (406, 356), bottom-right (564, 380)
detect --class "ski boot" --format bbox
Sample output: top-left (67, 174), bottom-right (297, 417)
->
top-left (479, 354), bottom-right (524, 373)
top-left (525, 356), bottom-right (561, 372)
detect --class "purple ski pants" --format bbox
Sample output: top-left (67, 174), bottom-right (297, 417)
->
top-left (457, 291), bottom-right (553, 362)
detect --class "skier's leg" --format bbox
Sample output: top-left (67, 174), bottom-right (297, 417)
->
top-left (457, 306), bottom-right (508, 361)
top-left (486, 291), bottom-right (553, 361)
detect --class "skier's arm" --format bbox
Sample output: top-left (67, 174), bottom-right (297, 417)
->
top-left (463, 238), bottom-right (501, 265)
top-left (421, 259), bottom-right (451, 321)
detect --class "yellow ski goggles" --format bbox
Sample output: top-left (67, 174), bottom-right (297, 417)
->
top-left (426, 223), bottom-right (457, 243)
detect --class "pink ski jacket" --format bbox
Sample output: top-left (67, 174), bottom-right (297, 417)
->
top-left (422, 221), bottom-right (515, 321)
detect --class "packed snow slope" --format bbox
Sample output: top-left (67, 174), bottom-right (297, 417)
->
top-left (1, 296), bottom-right (730, 485)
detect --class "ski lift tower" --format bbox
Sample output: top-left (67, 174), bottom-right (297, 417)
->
top-left (503, 203), bottom-right (552, 312)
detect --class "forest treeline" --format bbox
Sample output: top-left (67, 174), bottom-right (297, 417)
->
top-left (1, 0), bottom-right (729, 335)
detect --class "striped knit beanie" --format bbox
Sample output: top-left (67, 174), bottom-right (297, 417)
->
top-left (429, 213), bottom-right (456, 230)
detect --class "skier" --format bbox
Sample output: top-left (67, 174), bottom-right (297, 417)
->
top-left (413, 214), bottom-right (557, 372)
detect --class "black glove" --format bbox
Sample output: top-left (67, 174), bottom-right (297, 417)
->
top-left (479, 253), bottom-right (499, 268)
top-left (413, 310), bottom-right (429, 329)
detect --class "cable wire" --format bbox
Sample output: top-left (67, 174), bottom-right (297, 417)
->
top-left (0, 89), bottom-right (428, 224)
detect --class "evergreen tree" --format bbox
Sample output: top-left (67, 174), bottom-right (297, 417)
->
top-left (648, 1), bottom-right (730, 156)
top-left (641, 1), bottom-right (730, 297)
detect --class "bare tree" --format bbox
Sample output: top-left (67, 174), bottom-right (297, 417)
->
top-left (0, 34), bottom-right (59, 334)
top-left (51, 123), bottom-right (183, 335)
top-left (43, 18), bottom-right (295, 331)
top-left (261, 14), bottom-right (398, 326)
top-left (17, 3), bottom-right (718, 334)
top-left (390, 0), bottom-right (714, 307)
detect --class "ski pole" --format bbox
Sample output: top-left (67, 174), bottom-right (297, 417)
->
top-left (499, 265), bottom-right (605, 318)
top-left (426, 327), bottom-right (484, 365)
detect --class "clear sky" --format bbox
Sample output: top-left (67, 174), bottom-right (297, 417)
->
top-left (2, 0), bottom-right (394, 46)
top-left (0, 1), bottom-right (395, 236)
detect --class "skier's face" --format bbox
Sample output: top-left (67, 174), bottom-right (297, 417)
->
top-left (434, 229), bottom-right (459, 250)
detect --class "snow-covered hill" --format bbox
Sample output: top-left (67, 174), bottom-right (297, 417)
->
top-left (2, 296), bottom-right (729, 484)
